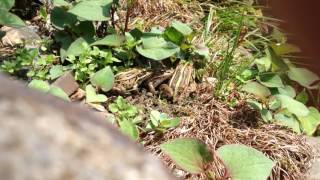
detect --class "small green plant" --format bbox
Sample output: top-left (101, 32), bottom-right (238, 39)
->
top-left (160, 138), bottom-right (274, 180)
top-left (241, 46), bottom-right (320, 136)
top-left (146, 110), bottom-right (180, 133)
top-left (109, 96), bottom-right (142, 140)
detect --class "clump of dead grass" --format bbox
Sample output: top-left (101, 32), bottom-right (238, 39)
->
top-left (130, 85), bottom-right (314, 180)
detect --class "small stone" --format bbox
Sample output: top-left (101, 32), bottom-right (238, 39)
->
top-left (52, 72), bottom-right (79, 96)
top-left (1, 26), bottom-right (41, 48)
top-left (70, 88), bottom-right (85, 101)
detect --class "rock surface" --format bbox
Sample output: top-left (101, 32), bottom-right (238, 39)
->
top-left (52, 71), bottom-right (79, 96)
top-left (0, 26), bottom-right (40, 48)
top-left (0, 74), bottom-right (174, 180)
top-left (306, 137), bottom-right (320, 180)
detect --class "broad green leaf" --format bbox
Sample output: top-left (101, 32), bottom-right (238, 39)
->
top-left (150, 110), bottom-right (161, 127)
top-left (136, 36), bottom-right (180, 61)
top-left (275, 94), bottom-right (309, 117)
top-left (298, 107), bottom-right (320, 136)
top-left (85, 85), bottom-right (108, 103)
top-left (0, 10), bottom-right (25, 27)
top-left (118, 119), bottom-right (139, 140)
top-left (160, 118), bottom-right (180, 128)
top-left (50, 7), bottom-right (77, 30)
top-left (160, 138), bottom-right (213, 174)
top-left (53, 0), bottom-right (70, 7)
top-left (296, 89), bottom-right (309, 104)
top-left (48, 86), bottom-right (70, 101)
top-left (257, 74), bottom-right (284, 88)
top-left (28, 80), bottom-right (50, 93)
top-left (48, 65), bottom-right (64, 80)
top-left (172, 21), bottom-right (193, 36)
top-left (268, 96), bottom-right (281, 110)
top-left (274, 113), bottom-right (301, 133)
top-left (108, 103), bottom-right (119, 113)
top-left (73, 21), bottom-right (96, 38)
top-left (288, 67), bottom-right (320, 89)
top-left (90, 66), bottom-right (114, 92)
top-left (68, 0), bottom-right (112, 21)
top-left (66, 37), bottom-right (89, 57)
top-left (246, 100), bottom-right (262, 111)
top-left (91, 34), bottom-right (125, 47)
top-left (271, 43), bottom-right (301, 56)
top-left (217, 144), bottom-right (275, 180)
top-left (0, 0), bottom-right (14, 10)
top-left (267, 47), bottom-right (289, 71)
top-left (241, 81), bottom-right (271, 99)
top-left (255, 56), bottom-right (271, 72)
top-left (164, 27), bottom-right (184, 45)
top-left (277, 85), bottom-right (296, 98)
top-left (261, 109), bottom-right (273, 122)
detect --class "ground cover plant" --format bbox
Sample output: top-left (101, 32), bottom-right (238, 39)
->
top-left (0, 0), bottom-right (319, 179)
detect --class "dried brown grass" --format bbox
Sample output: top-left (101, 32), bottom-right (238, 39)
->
top-left (129, 84), bottom-right (314, 180)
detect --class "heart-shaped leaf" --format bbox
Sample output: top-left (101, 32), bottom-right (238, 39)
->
top-left (0, 0), bottom-right (14, 10)
top-left (298, 107), bottom-right (320, 136)
top-left (53, 0), bottom-right (70, 7)
top-left (136, 36), bottom-right (180, 61)
top-left (241, 81), bottom-right (271, 99)
top-left (66, 37), bottom-right (89, 57)
top-left (288, 67), bottom-right (320, 89)
top-left (90, 66), bottom-right (114, 92)
top-left (217, 144), bottom-right (275, 180)
top-left (91, 34), bottom-right (125, 47)
top-left (257, 74), bottom-right (284, 88)
top-left (50, 7), bottom-right (77, 30)
top-left (160, 118), bottom-right (180, 128)
top-left (277, 85), bottom-right (296, 98)
top-left (0, 10), bottom-right (25, 27)
top-left (271, 43), bottom-right (301, 56)
top-left (48, 65), bottom-right (64, 80)
top-left (274, 113), bottom-right (301, 133)
top-left (172, 21), bottom-right (193, 36)
top-left (255, 56), bottom-right (271, 72)
top-left (160, 138), bottom-right (213, 174)
top-left (85, 85), bottom-right (108, 103)
top-left (275, 94), bottom-right (309, 117)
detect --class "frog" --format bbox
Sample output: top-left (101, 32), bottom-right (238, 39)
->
top-left (112, 68), bottom-right (153, 94)
top-left (146, 70), bottom-right (174, 94)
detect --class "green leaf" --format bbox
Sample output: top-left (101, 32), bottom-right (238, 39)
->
top-left (50, 7), bottom-right (77, 30)
top-left (160, 118), bottom-right (180, 128)
top-left (48, 65), bottom-right (64, 80)
top-left (247, 100), bottom-right (262, 111)
top-left (271, 43), bottom-right (301, 56)
top-left (0, 10), bottom-right (25, 27)
top-left (28, 80), bottom-right (50, 93)
top-left (261, 109), bottom-right (273, 122)
top-left (296, 89), bottom-right (309, 104)
top-left (48, 86), bottom-right (70, 101)
top-left (136, 36), bottom-right (180, 61)
top-left (150, 110), bottom-right (161, 127)
top-left (275, 94), bottom-right (309, 117)
top-left (241, 81), bottom-right (271, 99)
top-left (298, 107), bottom-right (320, 136)
top-left (277, 85), bottom-right (296, 98)
top-left (73, 21), bottom-right (96, 38)
top-left (217, 144), bottom-right (275, 180)
top-left (257, 74), bottom-right (284, 88)
top-left (91, 34), bottom-right (125, 47)
top-left (255, 56), bottom-right (271, 72)
top-left (90, 66), bottom-right (114, 92)
top-left (160, 138), bottom-right (213, 174)
top-left (66, 37), bottom-right (89, 57)
top-left (68, 0), bottom-right (112, 21)
top-left (0, 0), bottom-right (14, 10)
top-left (288, 67), bottom-right (320, 89)
top-left (268, 96), bottom-right (281, 110)
top-left (267, 47), bottom-right (289, 71)
top-left (274, 113), bottom-right (301, 133)
top-left (108, 103), bottom-right (119, 113)
top-left (164, 27), bottom-right (184, 45)
top-left (85, 85), bottom-right (108, 103)
top-left (118, 119), bottom-right (139, 140)
top-left (172, 21), bottom-right (193, 36)
top-left (53, 0), bottom-right (70, 7)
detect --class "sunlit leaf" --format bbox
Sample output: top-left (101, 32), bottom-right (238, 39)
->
top-left (85, 85), bottom-right (108, 103)
top-left (91, 34), bottom-right (125, 47)
top-left (275, 94), bottom-right (309, 117)
top-left (298, 107), bottom-right (320, 136)
top-left (160, 138), bottom-right (213, 174)
top-left (68, 0), bottom-right (112, 21)
top-left (257, 74), bottom-right (284, 88)
top-left (118, 119), bottom-right (139, 140)
top-left (217, 144), bottom-right (275, 180)
top-left (90, 66), bottom-right (114, 92)
top-left (277, 85), bottom-right (296, 98)
top-left (241, 81), bottom-right (271, 99)
top-left (28, 80), bottom-right (50, 93)
top-left (271, 43), bottom-right (301, 56)
top-left (48, 86), bottom-right (70, 101)
top-left (274, 113), bottom-right (301, 133)
top-left (172, 21), bottom-right (193, 36)
top-left (0, 10), bottom-right (25, 27)
top-left (288, 67), bottom-right (320, 89)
